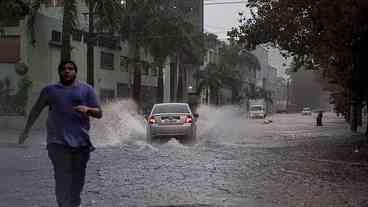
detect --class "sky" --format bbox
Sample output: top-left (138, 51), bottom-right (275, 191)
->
top-left (203, 0), bottom-right (291, 78)
top-left (203, 0), bottom-right (247, 40)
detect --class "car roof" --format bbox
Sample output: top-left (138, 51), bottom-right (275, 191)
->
top-left (154, 103), bottom-right (189, 106)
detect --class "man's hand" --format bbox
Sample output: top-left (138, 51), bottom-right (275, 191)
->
top-left (18, 131), bottom-right (29, 144)
top-left (74, 105), bottom-right (102, 119)
top-left (74, 105), bottom-right (90, 115)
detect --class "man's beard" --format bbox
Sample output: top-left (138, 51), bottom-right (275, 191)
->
top-left (59, 74), bottom-right (76, 85)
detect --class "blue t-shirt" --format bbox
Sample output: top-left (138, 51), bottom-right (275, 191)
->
top-left (41, 81), bottom-right (100, 149)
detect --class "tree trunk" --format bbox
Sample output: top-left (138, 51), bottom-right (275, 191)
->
top-left (86, 2), bottom-right (95, 86)
top-left (366, 98), bottom-right (368, 137)
top-left (173, 55), bottom-right (180, 102)
top-left (350, 101), bottom-right (359, 132)
top-left (177, 64), bottom-right (184, 102)
top-left (60, 0), bottom-right (74, 61)
top-left (129, 39), bottom-right (141, 107)
top-left (156, 65), bottom-right (164, 103)
top-left (366, 109), bottom-right (368, 137)
top-left (132, 61), bottom-right (141, 105)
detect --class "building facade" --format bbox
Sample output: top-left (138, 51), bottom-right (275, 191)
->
top-left (0, 1), bottom-right (160, 129)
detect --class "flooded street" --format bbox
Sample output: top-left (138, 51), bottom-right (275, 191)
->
top-left (1, 100), bottom-right (368, 206)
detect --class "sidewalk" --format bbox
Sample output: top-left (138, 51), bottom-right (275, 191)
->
top-left (0, 128), bottom-right (46, 146)
top-left (0, 129), bottom-right (54, 207)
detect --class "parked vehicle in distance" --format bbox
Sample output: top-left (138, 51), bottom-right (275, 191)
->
top-left (249, 99), bottom-right (267, 119)
top-left (249, 104), bottom-right (266, 119)
top-left (301, 107), bottom-right (312, 115)
top-left (145, 103), bottom-right (198, 143)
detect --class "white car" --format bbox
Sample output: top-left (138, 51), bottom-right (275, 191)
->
top-left (249, 105), bottom-right (266, 119)
top-left (301, 107), bottom-right (312, 115)
top-left (146, 103), bottom-right (198, 143)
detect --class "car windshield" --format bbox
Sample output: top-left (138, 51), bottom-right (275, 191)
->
top-left (250, 106), bottom-right (263, 111)
top-left (152, 104), bottom-right (190, 114)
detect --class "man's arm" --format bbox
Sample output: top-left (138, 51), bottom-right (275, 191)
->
top-left (87, 107), bottom-right (102, 119)
top-left (74, 105), bottom-right (102, 119)
top-left (19, 93), bottom-right (48, 144)
top-left (81, 85), bottom-right (103, 119)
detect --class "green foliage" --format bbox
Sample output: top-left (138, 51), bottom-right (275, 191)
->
top-left (198, 40), bottom-right (259, 103)
top-left (0, 0), bottom-right (29, 25)
top-left (229, 0), bottom-right (368, 114)
top-left (120, 0), bottom-right (204, 103)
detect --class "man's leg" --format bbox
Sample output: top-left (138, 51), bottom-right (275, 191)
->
top-left (71, 149), bottom-right (90, 207)
top-left (47, 144), bottom-right (73, 207)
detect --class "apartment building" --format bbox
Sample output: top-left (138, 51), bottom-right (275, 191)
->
top-left (0, 0), bottom-right (160, 129)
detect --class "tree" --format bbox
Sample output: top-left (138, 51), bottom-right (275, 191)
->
top-left (62, 0), bottom-right (122, 81)
top-left (198, 37), bottom-right (259, 105)
top-left (84, 0), bottom-right (122, 86)
top-left (120, 0), bottom-right (156, 105)
top-left (60, 0), bottom-right (77, 61)
top-left (0, 0), bottom-right (29, 29)
top-left (229, 0), bottom-right (368, 135)
top-left (121, 0), bottom-right (203, 105)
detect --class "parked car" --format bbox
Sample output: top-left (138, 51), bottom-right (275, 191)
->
top-left (249, 104), bottom-right (266, 119)
top-left (301, 107), bottom-right (312, 115)
top-left (145, 103), bottom-right (198, 143)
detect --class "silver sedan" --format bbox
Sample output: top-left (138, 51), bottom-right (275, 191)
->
top-left (146, 103), bottom-right (198, 143)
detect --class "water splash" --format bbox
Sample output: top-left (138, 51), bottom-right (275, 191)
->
top-left (90, 99), bottom-right (146, 147)
top-left (90, 102), bottom-right (259, 148)
top-left (195, 104), bottom-right (262, 145)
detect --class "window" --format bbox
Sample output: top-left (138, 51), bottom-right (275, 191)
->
top-left (100, 89), bottom-right (115, 102)
top-left (152, 104), bottom-right (190, 114)
top-left (0, 36), bottom-right (20, 63)
top-left (151, 67), bottom-right (158, 76)
top-left (98, 36), bottom-right (119, 49)
top-left (117, 83), bottom-right (129, 98)
top-left (120, 56), bottom-right (129, 72)
top-left (1, 19), bottom-right (20, 27)
top-left (101, 52), bottom-right (114, 70)
top-left (141, 62), bottom-right (149, 76)
top-left (45, 0), bottom-right (64, 7)
top-left (51, 30), bottom-right (61, 42)
top-left (72, 30), bottom-right (82, 42)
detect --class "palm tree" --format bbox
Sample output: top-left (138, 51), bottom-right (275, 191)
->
top-left (120, 0), bottom-right (153, 105)
top-left (146, 7), bottom-right (202, 103)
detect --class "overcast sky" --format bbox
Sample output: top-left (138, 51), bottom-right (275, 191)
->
top-left (203, 0), bottom-right (247, 40)
top-left (204, 0), bottom-right (291, 78)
